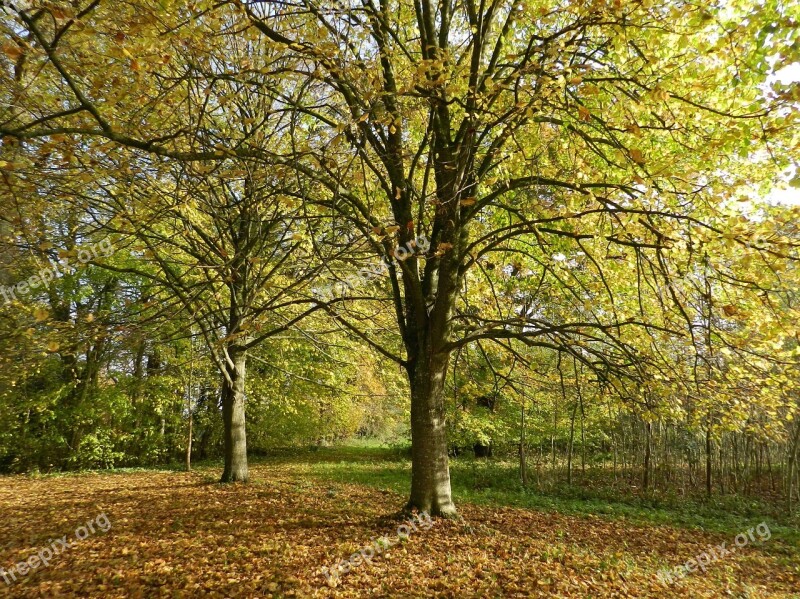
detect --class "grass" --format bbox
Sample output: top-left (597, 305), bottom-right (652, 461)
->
top-left (269, 445), bottom-right (800, 555)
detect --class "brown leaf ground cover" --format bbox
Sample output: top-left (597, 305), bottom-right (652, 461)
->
top-left (0, 460), bottom-right (798, 598)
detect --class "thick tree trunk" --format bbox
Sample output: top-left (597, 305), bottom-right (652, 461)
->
top-left (406, 351), bottom-right (457, 517)
top-left (220, 348), bottom-right (249, 483)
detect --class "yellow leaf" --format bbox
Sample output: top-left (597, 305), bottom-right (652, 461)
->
top-left (33, 307), bottom-right (49, 322)
top-left (626, 122), bottom-right (641, 136)
top-left (630, 149), bottom-right (645, 165)
top-left (460, 197), bottom-right (477, 206)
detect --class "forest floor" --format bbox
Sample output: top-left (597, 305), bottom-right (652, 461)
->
top-left (1, 448), bottom-right (798, 598)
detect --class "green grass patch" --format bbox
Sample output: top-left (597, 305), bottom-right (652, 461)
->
top-left (283, 445), bottom-right (800, 554)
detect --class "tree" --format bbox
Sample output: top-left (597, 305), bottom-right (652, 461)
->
top-left (238, 0), bottom-right (798, 515)
top-left (0, 4), bottom-right (334, 481)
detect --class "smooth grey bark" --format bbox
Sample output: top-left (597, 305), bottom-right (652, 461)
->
top-left (406, 348), bottom-right (457, 517)
top-left (392, 159), bottom-right (464, 516)
top-left (220, 347), bottom-right (248, 483)
top-left (185, 336), bottom-right (194, 472)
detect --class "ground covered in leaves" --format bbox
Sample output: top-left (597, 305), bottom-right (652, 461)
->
top-left (1, 457), bottom-right (798, 598)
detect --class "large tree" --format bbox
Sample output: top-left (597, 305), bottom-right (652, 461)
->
top-left (238, 0), bottom-right (797, 515)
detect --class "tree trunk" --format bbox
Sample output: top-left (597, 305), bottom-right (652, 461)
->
top-left (643, 421), bottom-right (652, 492)
top-left (185, 334), bottom-right (194, 472)
top-left (185, 411), bottom-right (193, 472)
top-left (579, 399), bottom-right (586, 478)
top-left (766, 444), bottom-right (775, 492)
top-left (788, 420), bottom-right (800, 515)
top-left (567, 401), bottom-right (577, 485)
top-left (220, 348), bottom-right (249, 483)
top-left (550, 409), bottom-right (557, 476)
top-left (706, 423), bottom-right (713, 499)
top-left (406, 350), bottom-right (457, 517)
top-left (520, 397), bottom-right (528, 487)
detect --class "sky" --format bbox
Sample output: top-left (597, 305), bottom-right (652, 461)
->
top-left (766, 63), bottom-right (799, 206)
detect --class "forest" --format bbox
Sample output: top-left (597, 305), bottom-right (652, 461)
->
top-left (1, 0), bottom-right (799, 597)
